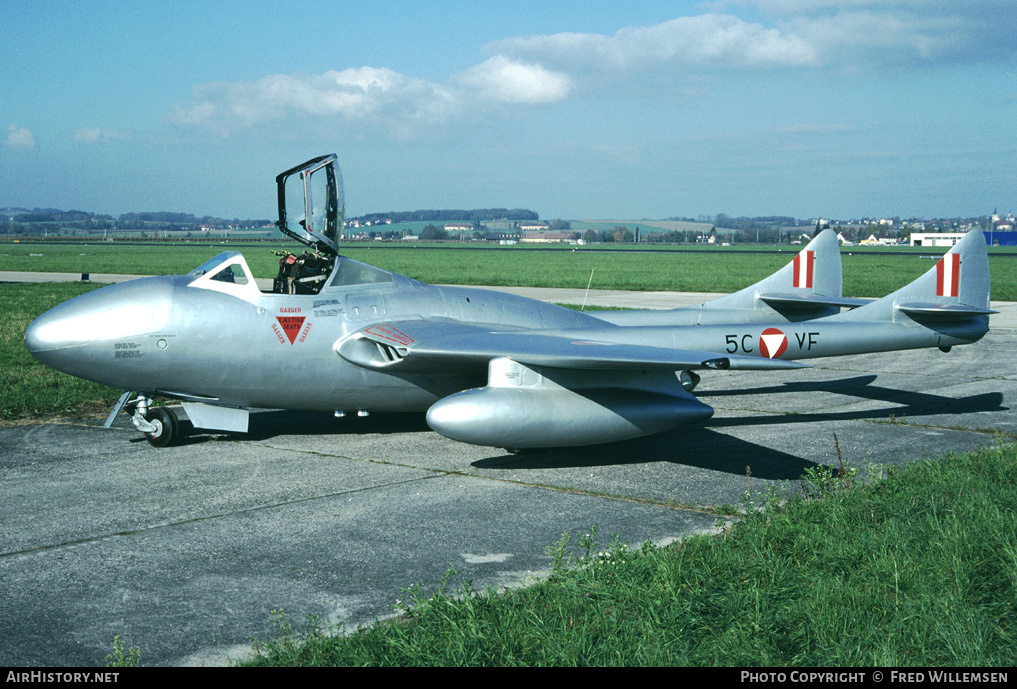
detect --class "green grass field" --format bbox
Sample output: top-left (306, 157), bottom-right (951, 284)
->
top-left (2, 240), bottom-right (1015, 299)
top-left (239, 441), bottom-right (1017, 667)
top-left (2, 282), bottom-right (118, 421)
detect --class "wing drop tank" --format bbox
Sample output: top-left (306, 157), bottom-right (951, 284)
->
top-left (426, 357), bottom-right (713, 449)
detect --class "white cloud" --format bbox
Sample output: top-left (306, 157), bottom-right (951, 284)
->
top-left (170, 3), bottom-right (1013, 136)
top-left (73, 127), bottom-right (127, 143)
top-left (5, 124), bottom-right (37, 149)
top-left (453, 56), bottom-right (572, 104)
top-left (732, 0), bottom-right (1007, 18)
top-left (73, 127), bottom-right (102, 143)
top-left (172, 59), bottom-right (570, 135)
top-left (743, 0), bottom-right (891, 13)
top-left (489, 14), bottom-right (818, 72)
top-left (784, 11), bottom-right (968, 64)
top-left (736, 0), bottom-right (1016, 64)
top-left (492, 5), bottom-right (1013, 77)
top-left (172, 67), bottom-right (455, 134)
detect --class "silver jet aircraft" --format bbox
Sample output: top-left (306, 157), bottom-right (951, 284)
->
top-left (24, 155), bottom-right (994, 450)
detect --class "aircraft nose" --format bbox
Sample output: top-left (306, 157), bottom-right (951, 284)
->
top-left (25, 278), bottom-right (174, 373)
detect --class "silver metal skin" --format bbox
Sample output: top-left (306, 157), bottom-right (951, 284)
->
top-left (24, 156), bottom-right (993, 449)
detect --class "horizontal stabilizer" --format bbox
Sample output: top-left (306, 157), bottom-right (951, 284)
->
top-left (759, 293), bottom-right (872, 310)
top-left (703, 228), bottom-right (845, 321)
top-left (592, 229), bottom-right (851, 326)
top-left (896, 302), bottom-right (997, 320)
top-left (831, 229), bottom-right (992, 342)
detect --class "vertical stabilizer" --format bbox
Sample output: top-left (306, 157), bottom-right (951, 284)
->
top-left (591, 228), bottom-right (860, 326)
top-left (701, 228), bottom-right (857, 321)
top-left (837, 229), bottom-right (994, 325)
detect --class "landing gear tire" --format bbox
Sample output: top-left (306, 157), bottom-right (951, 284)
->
top-left (145, 407), bottom-right (179, 447)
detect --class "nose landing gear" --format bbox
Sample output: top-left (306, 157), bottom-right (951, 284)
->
top-left (143, 406), bottom-right (180, 447)
top-left (109, 393), bottom-right (182, 447)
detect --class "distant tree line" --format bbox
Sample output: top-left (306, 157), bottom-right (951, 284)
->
top-left (713, 214), bottom-right (799, 230)
top-left (419, 224), bottom-right (447, 240)
top-left (355, 208), bottom-right (539, 225)
top-left (1, 207), bottom-right (274, 235)
top-left (12, 210), bottom-right (106, 223)
top-left (416, 224), bottom-right (517, 241)
top-left (2, 221), bottom-right (57, 235)
top-left (118, 211), bottom-right (199, 224)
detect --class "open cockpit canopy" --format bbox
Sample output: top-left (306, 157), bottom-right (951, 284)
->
top-left (189, 157), bottom-right (403, 298)
top-left (276, 154), bottom-right (343, 257)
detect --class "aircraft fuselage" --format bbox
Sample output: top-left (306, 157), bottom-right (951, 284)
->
top-left (25, 253), bottom-right (604, 414)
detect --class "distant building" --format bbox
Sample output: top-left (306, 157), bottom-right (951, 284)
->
top-left (910, 232), bottom-right (967, 247)
top-left (910, 228), bottom-right (1017, 247)
top-left (991, 210), bottom-right (1014, 231)
top-left (484, 231), bottom-right (521, 242)
top-left (520, 231), bottom-right (572, 244)
top-left (986, 231), bottom-right (1017, 247)
top-left (444, 222), bottom-right (474, 238)
top-left (860, 234), bottom-right (899, 246)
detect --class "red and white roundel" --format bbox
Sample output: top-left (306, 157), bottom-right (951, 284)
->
top-left (759, 327), bottom-right (788, 359)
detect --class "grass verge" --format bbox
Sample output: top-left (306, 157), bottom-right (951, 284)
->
top-left (4, 242), bottom-right (1015, 299)
top-left (239, 441), bottom-right (1017, 666)
top-left (2, 282), bottom-right (122, 421)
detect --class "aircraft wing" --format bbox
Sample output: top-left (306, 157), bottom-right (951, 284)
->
top-left (336, 319), bottom-right (808, 373)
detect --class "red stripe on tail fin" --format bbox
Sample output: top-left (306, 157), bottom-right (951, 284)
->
top-left (936, 253), bottom-right (960, 297)
top-left (793, 251), bottom-right (814, 288)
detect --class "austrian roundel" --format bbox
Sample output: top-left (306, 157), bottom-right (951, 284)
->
top-left (759, 327), bottom-right (788, 359)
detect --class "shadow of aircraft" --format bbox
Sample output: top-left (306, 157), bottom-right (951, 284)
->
top-left (697, 374), bottom-right (883, 399)
top-left (471, 426), bottom-right (825, 481)
top-left (148, 408), bottom-right (821, 481)
top-left (699, 375), bottom-right (1006, 429)
top-left (124, 373), bottom-right (1005, 482)
top-left (127, 409), bottom-right (431, 444)
top-left (243, 410), bottom-right (431, 439)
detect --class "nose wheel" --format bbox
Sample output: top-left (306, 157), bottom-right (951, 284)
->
top-left (119, 394), bottom-right (182, 447)
top-left (144, 407), bottom-right (179, 447)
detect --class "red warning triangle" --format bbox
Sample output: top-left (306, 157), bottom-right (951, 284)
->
top-left (276, 316), bottom-right (306, 344)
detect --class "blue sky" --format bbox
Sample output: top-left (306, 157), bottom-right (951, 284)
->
top-left (3, 0), bottom-right (1015, 221)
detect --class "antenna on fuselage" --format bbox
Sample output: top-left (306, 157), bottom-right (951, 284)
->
top-left (581, 268), bottom-right (595, 311)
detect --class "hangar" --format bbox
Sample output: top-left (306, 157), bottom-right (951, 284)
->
top-left (910, 231), bottom-right (1017, 247)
